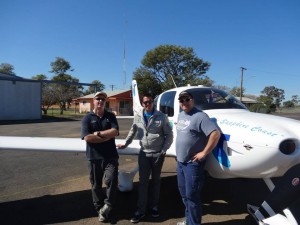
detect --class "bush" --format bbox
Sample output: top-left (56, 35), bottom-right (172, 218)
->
top-left (249, 104), bottom-right (270, 114)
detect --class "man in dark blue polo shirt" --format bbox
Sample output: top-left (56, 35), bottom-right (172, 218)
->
top-left (81, 91), bottom-right (119, 223)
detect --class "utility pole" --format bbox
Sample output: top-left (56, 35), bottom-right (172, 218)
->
top-left (109, 85), bottom-right (115, 91)
top-left (240, 67), bottom-right (247, 101)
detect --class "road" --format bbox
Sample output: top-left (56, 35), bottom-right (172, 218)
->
top-left (0, 114), bottom-right (299, 225)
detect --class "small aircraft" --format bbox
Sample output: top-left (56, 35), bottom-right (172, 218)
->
top-left (1, 80), bottom-right (300, 225)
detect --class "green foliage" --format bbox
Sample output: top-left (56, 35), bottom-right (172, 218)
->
top-left (249, 104), bottom-right (270, 114)
top-left (133, 67), bottom-right (162, 98)
top-left (134, 45), bottom-right (212, 93)
top-left (32, 74), bottom-right (47, 80)
top-left (283, 100), bottom-right (295, 108)
top-left (291, 95), bottom-right (299, 106)
top-left (0, 63), bottom-right (15, 75)
top-left (259, 86), bottom-right (285, 108)
top-left (84, 80), bottom-right (105, 95)
top-left (50, 57), bottom-right (73, 75)
top-left (230, 86), bottom-right (245, 97)
top-left (49, 57), bottom-right (81, 115)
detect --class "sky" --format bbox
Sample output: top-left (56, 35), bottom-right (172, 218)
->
top-left (1, 0), bottom-right (299, 100)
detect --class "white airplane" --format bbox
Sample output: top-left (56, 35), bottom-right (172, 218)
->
top-left (0, 80), bottom-right (300, 225)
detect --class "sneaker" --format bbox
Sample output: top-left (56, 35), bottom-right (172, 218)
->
top-left (151, 207), bottom-right (159, 218)
top-left (98, 211), bottom-right (106, 222)
top-left (130, 211), bottom-right (145, 223)
top-left (99, 204), bottom-right (112, 222)
top-left (177, 221), bottom-right (187, 225)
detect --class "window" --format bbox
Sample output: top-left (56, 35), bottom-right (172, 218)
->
top-left (189, 88), bottom-right (247, 110)
top-left (158, 91), bottom-right (176, 117)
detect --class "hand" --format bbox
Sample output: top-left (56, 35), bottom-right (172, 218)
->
top-left (192, 151), bottom-right (206, 162)
top-left (116, 144), bottom-right (126, 149)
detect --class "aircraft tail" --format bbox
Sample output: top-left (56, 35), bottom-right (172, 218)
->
top-left (132, 80), bottom-right (143, 115)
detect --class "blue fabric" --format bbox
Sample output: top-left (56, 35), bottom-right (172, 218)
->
top-left (143, 111), bottom-right (153, 126)
top-left (212, 133), bottom-right (231, 167)
top-left (177, 160), bottom-right (205, 225)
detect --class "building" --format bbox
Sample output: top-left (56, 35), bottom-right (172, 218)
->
top-left (236, 96), bottom-right (258, 108)
top-left (0, 73), bottom-right (41, 120)
top-left (75, 90), bottom-right (133, 116)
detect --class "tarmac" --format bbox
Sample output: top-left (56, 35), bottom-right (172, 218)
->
top-left (0, 114), bottom-right (299, 225)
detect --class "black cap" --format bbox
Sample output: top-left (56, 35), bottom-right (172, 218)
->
top-left (178, 90), bottom-right (193, 100)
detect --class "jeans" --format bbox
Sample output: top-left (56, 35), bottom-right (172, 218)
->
top-left (177, 160), bottom-right (206, 225)
top-left (88, 159), bottom-right (119, 212)
top-left (137, 150), bottom-right (165, 214)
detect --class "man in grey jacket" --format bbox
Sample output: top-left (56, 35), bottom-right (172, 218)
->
top-left (117, 93), bottom-right (173, 223)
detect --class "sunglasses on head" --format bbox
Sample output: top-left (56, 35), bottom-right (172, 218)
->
top-left (143, 101), bottom-right (153, 105)
top-left (95, 97), bottom-right (106, 101)
top-left (179, 98), bottom-right (192, 103)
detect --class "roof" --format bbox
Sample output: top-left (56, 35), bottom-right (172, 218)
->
top-left (0, 72), bottom-right (27, 81)
top-left (234, 96), bottom-right (257, 103)
top-left (78, 90), bottom-right (131, 99)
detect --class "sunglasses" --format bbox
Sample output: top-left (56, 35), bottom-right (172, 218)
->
top-left (143, 101), bottom-right (153, 105)
top-left (179, 98), bottom-right (192, 103)
top-left (95, 97), bottom-right (106, 101)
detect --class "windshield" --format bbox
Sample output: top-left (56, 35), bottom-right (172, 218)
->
top-left (188, 88), bottom-right (248, 110)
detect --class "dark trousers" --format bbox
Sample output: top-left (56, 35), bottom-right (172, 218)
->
top-left (137, 151), bottom-right (165, 214)
top-left (177, 160), bottom-right (206, 225)
top-left (88, 159), bottom-right (119, 212)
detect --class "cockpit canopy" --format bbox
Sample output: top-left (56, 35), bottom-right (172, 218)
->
top-left (155, 87), bottom-right (248, 117)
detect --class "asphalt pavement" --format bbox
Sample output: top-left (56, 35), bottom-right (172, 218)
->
top-left (0, 114), bottom-right (299, 225)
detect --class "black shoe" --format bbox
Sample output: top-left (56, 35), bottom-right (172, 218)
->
top-left (130, 212), bottom-right (145, 223)
top-left (151, 208), bottom-right (159, 218)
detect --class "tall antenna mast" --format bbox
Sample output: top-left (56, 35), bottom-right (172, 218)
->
top-left (123, 40), bottom-right (126, 87)
top-left (123, 18), bottom-right (127, 88)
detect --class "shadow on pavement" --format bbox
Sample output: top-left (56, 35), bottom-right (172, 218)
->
top-left (0, 117), bottom-right (81, 125)
top-left (0, 175), bottom-right (271, 225)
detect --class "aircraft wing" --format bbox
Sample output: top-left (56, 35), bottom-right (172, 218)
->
top-left (0, 136), bottom-right (141, 155)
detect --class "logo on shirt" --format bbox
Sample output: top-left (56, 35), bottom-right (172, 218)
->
top-left (292, 177), bottom-right (299, 186)
top-left (176, 119), bottom-right (190, 130)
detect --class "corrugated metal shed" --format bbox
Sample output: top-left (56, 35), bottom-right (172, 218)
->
top-left (0, 73), bottom-right (41, 120)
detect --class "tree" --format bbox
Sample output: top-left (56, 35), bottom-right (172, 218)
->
top-left (133, 67), bottom-right (162, 98)
top-left (256, 86), bottom-right (285, 113)
top-left (0, 63), bottom-right (16, 75)
top-left (256, 95), bottom-right (274, 113)
top-left (259, 86), bottom-right (285, 109)
top-left (283, 100), bottom-right (295, 108)
top-left (84, 80), bottom-right (105, 95)
top-left (133, 45), bottom-right (212, 96)
top-left (230, 86), bottom-right (245, 97)
top-left (49, 57), bottom-right (81, 114)
top-left (291, 95), bottom-right (299, 106)
top-left (50, 57), bottom-right (73, 74)
top-left (213, 85), bottom-right (231, 93)
top-left (32, 74), bottom-right (57, 115)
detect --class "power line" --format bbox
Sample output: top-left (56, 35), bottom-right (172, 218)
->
top-left (247, 68), bottom-right (298, 77)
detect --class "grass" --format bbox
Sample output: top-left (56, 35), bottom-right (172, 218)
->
top-left (276, 106), bottom-right (300, 114)
top-left (43, 107), bottom-right (85, 119)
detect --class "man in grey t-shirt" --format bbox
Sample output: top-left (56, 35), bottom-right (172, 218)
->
top-left (175, 90), bottom-right (220, 225)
